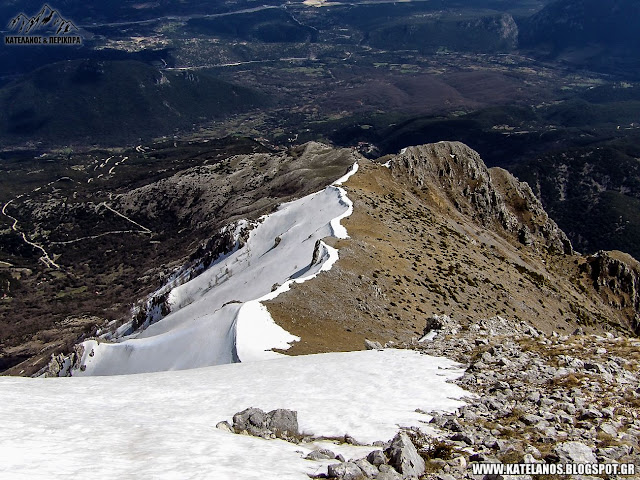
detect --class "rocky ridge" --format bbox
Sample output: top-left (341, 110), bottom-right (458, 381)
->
top-left (211, 141), bottom-right (640, 479)
top-left (389, 142), bottom-right (572, 255)
top-left (268, 141), bottom-right (640, 357)
top-left (2, 140), bottom-right (357, 376)
top-left (585, 250), bottom-right (640, 335)
top-left (33, 140), bottom-right (640, 375)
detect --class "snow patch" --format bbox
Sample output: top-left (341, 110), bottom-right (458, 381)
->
top-left (329, 187), bottom-right (353, 239)
top-left (419, 330), bottom-right (438, 342)
top-left (235, 301), bottom-right (299, 362)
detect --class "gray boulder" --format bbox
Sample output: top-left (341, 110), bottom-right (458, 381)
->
top-left (268, 408), bottom-right (299, 441)
top-left (306, 448), bottom-right (337, 461)
top-left (598, 444), bottom-right (632, 461)
top-left (327, 462), bottom-right (364, 480)
top-left (598, 422), bottom-right (618, 437)
top-left (377, 465), bottom-right (403, 480)
top-left (231, 407), bottom-right (300, 442)
top-left (232, 407), bottom-right (268, 437)
top-left (354, 458), bottom-right (379, 477)
top-left (385, 432), bottom-right (426, 478)
top-left (554, 441), bottom-right (597, 464)
top-left (367, 449), bottom-right (387, 466)
top-left (364, 339), bottom-right (383, 350)
top-left (521, 414), bottom-right (544, 426)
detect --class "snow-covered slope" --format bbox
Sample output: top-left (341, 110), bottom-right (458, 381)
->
top-left (0, 349), bottom-right (467, 480)
top-left (74, 168), bottom-right (357, 376)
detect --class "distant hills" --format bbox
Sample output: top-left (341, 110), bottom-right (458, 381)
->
top-left (0, 60), bottom-right (265, 145)
top-left (512, 134), bottom-right (640, 260)
top-left (518, 0), bottom-right (640, 77)
top-left (187, 8), bottom-right (318, 43)
top-left (367, 13), bottom-right (519, 54)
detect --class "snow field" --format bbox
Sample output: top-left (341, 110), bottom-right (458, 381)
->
top-left (0, 349), bottom-right (468, 480)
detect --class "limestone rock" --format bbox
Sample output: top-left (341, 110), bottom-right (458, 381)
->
top-left (268, 408), bottom-right (299, 441)
top-left (586, 251), bottom-right (640, 334)
top-left (215, 421), bottom-right (233, 433)
top-left (327, 461), bottom-right (364, 480)
top-left (364, 339), bottom-right (383, 350)
top-left (306, 449), bottom-right (337, 461)
top-left (554, 441), bottom-right (597, 464)
top-left (367, 449), bottom-right (387, 466)
top-left (385, 432), bottom-right (426, 478)
top-left (231, 407), bottom-right (300, 442)
top-left (232, 407), bottom-right (268, 437)
top-left (354, 458), bottom-right (379, 478)
top-left (377, 465), bottom-right (403, 480)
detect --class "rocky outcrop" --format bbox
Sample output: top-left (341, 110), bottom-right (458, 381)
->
top-left (554, 441), bottom-right (598, 464)
top-left (490, 167), bottom-right (572, 254)
top-left (585, 250), bottom-right (640, 334)
top-left (229, 407), bottom-right (301, 443)
top-left (44, 343), bottom-right (85, 377)
top-left (389, 142), bottom-right (572, 254)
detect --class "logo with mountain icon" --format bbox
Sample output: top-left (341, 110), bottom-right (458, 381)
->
top-left (5, 4), bottom-right (81, 45)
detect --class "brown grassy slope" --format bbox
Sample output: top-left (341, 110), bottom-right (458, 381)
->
top-left (266, 148), bottom-right (633, 355)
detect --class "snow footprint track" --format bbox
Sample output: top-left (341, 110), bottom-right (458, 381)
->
top-left (75, 166), bottom-right (359, 376)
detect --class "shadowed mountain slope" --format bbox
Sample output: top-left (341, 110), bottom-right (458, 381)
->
top-left (0, 59), bottom-right (265, 146)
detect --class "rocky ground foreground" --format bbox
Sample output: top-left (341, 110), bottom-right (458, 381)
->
top-left (413, 314), bottom-right (640, 479)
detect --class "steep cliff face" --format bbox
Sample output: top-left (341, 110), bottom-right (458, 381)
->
top-left (367, 12), bottom-right (519, 54)
top-left (389, 142), bottom-right (572, 255)
top-left (586, 250), bottom-right (640, 334)
top-left (490, 168), bottom-right (573, 255)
